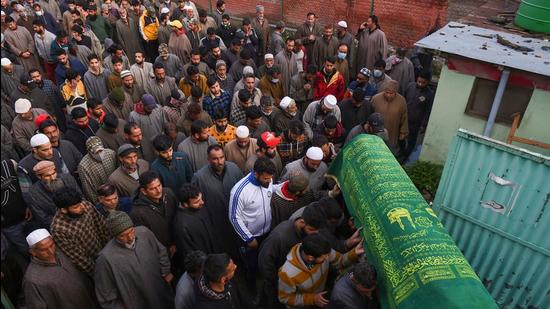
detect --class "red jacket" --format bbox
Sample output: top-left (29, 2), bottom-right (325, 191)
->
top-left (314, 70), bottom-right (345, 101)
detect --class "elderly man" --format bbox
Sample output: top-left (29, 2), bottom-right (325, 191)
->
top-left (3, 15), bottom-right (41, 71)
top-left (224, 126), bottom-right (258, 174)
top-left (1, 57), bottom-right (25, 96)
top-left (258, 53), bottom-right (274, 78)
top-left (192, 144), bottom-right (243, 257)
top-left (251, 5), bottom-right (269, 55)
top-left (23, 229), bottom-right (99, 309)
top-left (95, 211), bottom-right (174, 309)
top-left (115, 8), bottom-right (142, 65)
top-left (78, 136), bottom-right (117, 204)
top-left (18, 133), bottom-right (68, 184)
top-left (109, 144), bottom-right (150, 198)
top-left (11, 99), bottom-right (49, 153)
top-left (50, 188), bottom-right (110, 274)
top-left (280, 146), bottom-right (328, 192)
top-left (121, 70), bottom-right (145, 103)
top-left (28, 161), bottom-right (81, 228)
top-left (302, 94), bottom-right (341, 139)
top-left (371, 80), bottom-right (408, 150)
top-left (151, 134), bottom-right (193, 193)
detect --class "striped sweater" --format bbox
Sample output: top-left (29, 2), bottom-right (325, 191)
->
top-left (278, 243), bottom-right (358, 307)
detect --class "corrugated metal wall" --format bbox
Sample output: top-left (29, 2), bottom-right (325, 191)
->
top-left (433, 129), bottom-right (550, 309)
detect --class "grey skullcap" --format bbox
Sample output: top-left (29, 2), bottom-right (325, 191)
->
top-left (106, 211), bottom-right (134, 236)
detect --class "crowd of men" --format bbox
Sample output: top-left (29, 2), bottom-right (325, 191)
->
top-left (1, 0), bottom-right (435, 308)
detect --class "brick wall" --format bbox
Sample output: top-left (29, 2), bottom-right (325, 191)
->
top-left (193, 0), bottom-right (448, 47)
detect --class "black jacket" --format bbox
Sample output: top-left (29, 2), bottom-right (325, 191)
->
top-left (130, 189), bottom-right (177, 248)
top-left (62, 119), bottom-right (100, 155)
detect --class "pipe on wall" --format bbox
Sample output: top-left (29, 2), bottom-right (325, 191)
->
top-left (483, 69), bottom-right (511, 137)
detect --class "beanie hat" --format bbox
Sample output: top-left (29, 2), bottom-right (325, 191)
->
top-left (106, 211), bottom-right (134, 236)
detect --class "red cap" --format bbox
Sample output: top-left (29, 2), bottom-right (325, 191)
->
top-left (34, 114), bottom-right (51, 129)
top-left (261, 131), bottom-right (281, 148)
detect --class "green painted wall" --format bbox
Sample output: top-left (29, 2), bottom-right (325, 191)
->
top-left (420, 66), bottom-right (550, 164)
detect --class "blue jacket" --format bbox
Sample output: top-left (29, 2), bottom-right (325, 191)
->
top-left (55, 57), bottom-right (87, 85)
top-left (95, 197), bottom-right (133, 218)
top-left (151, 152), bottom-right (193, 193)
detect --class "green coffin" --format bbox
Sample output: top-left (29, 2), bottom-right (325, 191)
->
top-left (326, 135), bottom-right (497, 309)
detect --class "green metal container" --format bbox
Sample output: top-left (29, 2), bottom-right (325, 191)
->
top-left (514, 0), bottom-right (550, 33)
top-left (433, 129), bottom-right (550, 308)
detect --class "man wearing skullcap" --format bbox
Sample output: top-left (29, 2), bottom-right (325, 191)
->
top-left (23, 229), bottom-right (99, 309)
top-left (121, 68), bottom-right (146, 103)
top-left (302, 94), bottom-right (342, 139)
top-left (28, 159), bottom-right (81, 227)
top-left (281, 146), bottom-right (328, 192)
top-left (95, 211), bottom-right (174, 309)
top-left (258, 53), bottom-right (274, 78)
top-left (77, 136), bottom-right (118, 204)
top-left (224, 125), bottom-right (259, 174)
top-left (17, 133), bottom-right (69, 184)
top-left (108, 143), bottom-right (149, 198)
top-left (11, 98), bottom-right (49, 153)
top-left (251, 4), bottom-right (270, 55)
top-left (1, 57), bottom-right (25, 97)
top-left (102, 86), bottom-right (134, 120)
top-left (50, 187), bottom-right (110, 274)
top-left (128, 93), bottom-right (167, 144)
top-left (371, 79), bottom-right (409, 149)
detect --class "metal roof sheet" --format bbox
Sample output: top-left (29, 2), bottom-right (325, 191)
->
top-left (415, 22), bottom-right (550, 77)
top-left (433, 129), bottom-right (550, 308)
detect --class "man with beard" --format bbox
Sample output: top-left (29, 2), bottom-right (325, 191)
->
top-left (228, 48), bottom-right (257, 84)
top-left (221, 37), bottom-right (240, 68)
top-left (155, 43), bottom-right (184, 80)
top-left (278, 235), bottom-right (363, 308)
top-left (1, 57), bottom-right (25, 97)
top-left (78, 136), bottom-right (117, 204)
top-left (177, 120), bottom-right (217, 172)
top-left (145, 62), bottom-right (178, 109)
top-left (252, 5), bottom-right (269, 56)
top-left (28, 161), bottom-right (81, 228)
top-left (303, 94), bottom-right (341, 139)
top-left (12, 99), bottom-right (48, 153)
top-left (83, 53), bottom-right (110, 101)
top-left (235, 17), bottom-right (260, 64)
top-left (311, 24), bottom-right (339, 70)
top-left (229, 157), bottom-right (276, 287)
top-left (356, 15), bottom-right (387, 71)
top-left (86, 98), bottom-right (106, 124)
top-left (209, 108), bottom-right (236, 147)
top-left (404, 71), bottom-right (433, 157)
top-left (3, 15), bottom-right (41, 72)
top-left (204, 44), bottom-right (223, 71)
top-left (232, 74), bottom-right (262, 116)
top-left (121, 70), bottom-right (145, 103)
top-left (124, 121), bottom-right (156, 161)
top-left (179, 65), bottom-right (208, 97)
top-left (281, 146), bottom-right (328, 193)
top-left (54, 48), bottom-right (87, 85)
top-left (23, 229), bottom-right (99, 309)
top-left (151, 134), bottom-right (193, 193)
top-left (86, 3), bottom-right (111, 44)
top-left (314, 56), bottom-right (345, 101)
top-left (276, 119), bottom-right (309, 166)
top-left (173, 184), bottom-right (216, 267)
top-left (95, 211), bottom-right (174, 309)
top-left (182, 48), bottom-right (212, 79)
top-left (32, 19), bottom-right (56, 81)
top-left (50, 187), bottom-right (110, 274)
top-left (130, 52), bottom-right (154, 92)
top-left (274, 38), bottom-right (298, 97)
top-left (259, 66), bottom-right (284, 105)
top-left (338, 87), bottom-right (372, 133)
top-left (109, 144), bottom-right (150, 198)
top-left (370, 59), bottom-right (393, 93)
top-left (344, 67), bottom-right (377, 100)
top-left (237, 105), bottom-right (270, 140)
top-left (258, 53), bottom-right (274, 78)
top-left (162, 88), bottom-right (187, 124)
top-left (28, 69), bottom-right (66, 130)
top-left (290, 64), bottom-right (316, 112)
top-left (102, 86), bottom-right (134, 120)
top-left (224, 126), bottom-right (258, 174)
top-left (198, 8), bottom-right (216, 35)
top-left (95, 113), bottom-right (127, 151)
top-left (18, 133), bottom-right (69, 184)
top-left (129, 93), bottom-right (168, 142)
top-left (38, 118), bottom-right (82, 178)
top-left (192, 144), bottom-right (242, 255)
top-left (258, 205), bottom-right (324, 309)
top-left (371, 80), bottom-right (408, 152)
top-left (329, 261), bottom-right (380, 309)
top-left (63, 107), bottom-right (100, 155)
top-left (115, 8), bottom-right (142, 65)
top-left (167, 19), bottom-right (192, 64)
top-left (295, 12), bottom-right (323, 63)
top-left (12, 73), bottom-right (56, 117)
top-left (259, 95), bottom-right (280, 131)
top-left (245, 131), bottom-right (283, 182)
top-left (230, 88), bottom-right (253, 125)
top-left (214, 60), bottom-right (234, 95)
top-left (200, 27), bottom-right (227, 52)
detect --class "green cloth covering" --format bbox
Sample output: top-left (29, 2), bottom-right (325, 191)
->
top-left (327, 134), bottom-right (497, 309)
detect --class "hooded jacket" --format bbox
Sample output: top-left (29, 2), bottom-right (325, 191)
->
top-left (63, 119), bottom-right (100, 155)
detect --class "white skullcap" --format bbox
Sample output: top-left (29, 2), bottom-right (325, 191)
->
top-left (306, 147), bottom-right (324, 161)
top-left (322, 95), bottom-right (337, 109)
top-left (30, 133), bottom-right (51, 148)
top-left (264, 53), bottom-right (274, 60)
top-left (26, 229), bottom-right (51, 247)
top-left (1, 11), bottom-right (5, 16)
top-left (183, 5), bottom-right (193, 10)
top-left (236, 125), bottom-right (250, 138)
top-left (337, 20), bottom-right (348, 28)
top-left (14, 98), bottom-right (32, 113)
top-left (160, 7), bottom-right (170, 14)
top-left (1, 57), bottom-right (11, 66)
top-left (279, 96), bottom-right (293, 109)
top-left (242, 65), bottom-right (254, 75)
